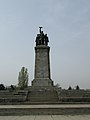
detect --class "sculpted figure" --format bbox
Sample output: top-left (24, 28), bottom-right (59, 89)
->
top-left (36, 34), bottom-right (40, 46)
top-left (39, 27), bottom-right (43, 34)
top-left (44, 34), bottom-right (49, 46)
top-left (40, 31), bottom-right (44, 45)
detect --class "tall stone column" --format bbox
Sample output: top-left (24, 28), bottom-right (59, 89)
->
top-left (32, 27), bottom-right (53, 86)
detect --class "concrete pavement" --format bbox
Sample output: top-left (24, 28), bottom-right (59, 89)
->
top-left (0, 115), bottom-right (90, 120)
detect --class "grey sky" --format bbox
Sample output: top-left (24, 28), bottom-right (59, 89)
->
top-left (0, 0), bottom-right (90, 89)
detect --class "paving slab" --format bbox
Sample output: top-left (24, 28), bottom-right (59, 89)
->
top-left (0, 115), bottom-right (90, 120)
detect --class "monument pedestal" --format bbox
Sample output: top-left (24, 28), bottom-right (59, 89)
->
top-left (32, 78), bottom-right (53, 86)
top-left (32, 45), bottom-right (53, 86)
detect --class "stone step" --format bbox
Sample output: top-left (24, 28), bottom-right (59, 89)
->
top-left (0, 90), bottom-right (28, 103)
top-left (27, 90), bottom-right (59, 102)
top-left (28, 98), bottom-right (59, 102)
top-left (0, 104), bottom-right (90, 115)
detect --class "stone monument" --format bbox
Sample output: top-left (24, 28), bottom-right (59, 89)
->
top-left (32, 27), bottom-right (53, 86)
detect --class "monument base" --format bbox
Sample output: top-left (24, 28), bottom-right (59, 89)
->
top-left (32, 78), bottom-right (53, 86)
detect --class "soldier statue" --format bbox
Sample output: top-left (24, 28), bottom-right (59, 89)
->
top-left (44, 34), bottom-right (49, 46)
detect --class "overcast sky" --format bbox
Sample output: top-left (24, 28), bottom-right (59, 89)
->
top-left (0, 0), bottom-right (90, 89)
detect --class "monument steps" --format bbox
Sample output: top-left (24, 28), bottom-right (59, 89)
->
top-left (0, 89), bottom-right (90, 104)
top-left (27, 90), bottom-right (59, 102)
top-left (0, 90), bottom-right (28, 103)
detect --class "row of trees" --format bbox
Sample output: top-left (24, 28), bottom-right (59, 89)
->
top-left (0, 84), bottom-right (16, 90)
top-left (0, 67), bottom-right (29, 90)
top-left (1, 67), bottom-right (80, 90)
top-left (68, 85), bottom-right (80, 90)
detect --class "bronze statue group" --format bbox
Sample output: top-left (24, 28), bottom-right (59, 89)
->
top-left (36, 27), bottom-right (49, 46)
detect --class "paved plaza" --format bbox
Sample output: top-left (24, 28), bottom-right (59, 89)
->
top-left (0, 115), bottom-right (90, 120)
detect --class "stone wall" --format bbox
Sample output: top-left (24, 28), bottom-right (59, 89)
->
top-left (57, 89), bottom-right (90, 102)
